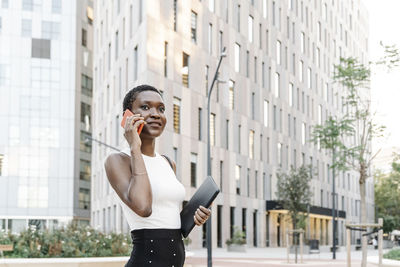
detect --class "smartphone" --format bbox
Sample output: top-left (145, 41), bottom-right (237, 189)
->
top-left (121, 109), bottom-right (144, 135)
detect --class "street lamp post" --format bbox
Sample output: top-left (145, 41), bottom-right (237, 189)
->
top-left (332, 147), bottom-right (337, 259)
top-left (206, 47), bottom-right (226, 267)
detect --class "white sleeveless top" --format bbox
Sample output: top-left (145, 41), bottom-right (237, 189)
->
top-left (118, 149), bottom-right (186, 230)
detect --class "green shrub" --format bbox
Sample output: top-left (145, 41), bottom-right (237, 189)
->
top-left (225, 226), bottom-right (246, 246)
top-left (384, 248), bottom-right (400, 261)
top-left (0, 223), bottom-right (131, 258)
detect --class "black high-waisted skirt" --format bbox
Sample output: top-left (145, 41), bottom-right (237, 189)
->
top-left (125, 228), bottom-right (185, 267)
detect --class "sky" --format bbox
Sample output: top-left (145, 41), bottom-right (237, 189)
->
top-left (364, 0), bottom-right (400, 152)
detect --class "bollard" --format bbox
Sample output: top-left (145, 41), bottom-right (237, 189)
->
top-left (346, 227), bottom-right (351, 267)
top-left (378, 218), bottom-right (383, 266)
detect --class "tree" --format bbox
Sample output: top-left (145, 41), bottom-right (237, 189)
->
top-left (276, 165), bottom-right (312, 263)
top-left (313, 57), bottom-right (385, 267)
top-left (311, 116), bottom-right (354, 259)
top-left (374, 158), bottom-right (400, 233)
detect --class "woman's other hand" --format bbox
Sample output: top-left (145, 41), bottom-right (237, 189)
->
top-left (193, 206), bottom-right (211, 226)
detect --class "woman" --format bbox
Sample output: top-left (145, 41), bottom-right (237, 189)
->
top-left (104, 84), bottom-right (211, 267)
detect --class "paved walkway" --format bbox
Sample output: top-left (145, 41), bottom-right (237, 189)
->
top-left (184, 247), bottom-right (398, 267)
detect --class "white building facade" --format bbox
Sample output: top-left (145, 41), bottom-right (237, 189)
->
top-left (92, 0), bottom-right (374, 248)
top-left (0, 0), bottom-right (93, 231)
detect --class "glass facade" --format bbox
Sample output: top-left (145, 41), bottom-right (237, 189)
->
top-left (0, 0), bottom-right (93, 230)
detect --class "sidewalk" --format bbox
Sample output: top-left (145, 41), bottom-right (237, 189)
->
top-left (184, 247), bottom-right (399, 267)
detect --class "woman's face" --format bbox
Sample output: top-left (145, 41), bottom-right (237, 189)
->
top-left (131, 90), bottom-right (167, 138)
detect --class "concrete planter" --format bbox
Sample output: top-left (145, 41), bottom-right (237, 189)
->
top-left (0, 257), bottom-right (130, 267)
top-left (289, 245), bottom-right (310, 254)
top-left (383, 240), bottom-right (394, 249)
top-left (227, 244), bottom-right (246, 252)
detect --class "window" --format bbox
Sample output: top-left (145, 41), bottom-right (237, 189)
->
top-left (321, 189), bottom-right (324, 206)
top-left (115, 31), bottom-right (119, 59)
top-left (274, 72), bottom-right (280, 98)
top-left (262, 62), bottom-right (265, 87)
top-left (182, 52), bottom-right (189, 87)
top-left (209, 0), bottom-right (215, 12)
top-left (246, 51), bottom-right (250, 77)
top-left (235, 165), bottom-right (241, 195)
top-left (249, 130), bottom-right (254, 159)
top-left (164, 42), bottom-right (168, 77)
top-left (289, 83), bottom-right (293, 106)
top-left (190, 153), bottom-right (197, 187)
top-left (272, 1), bottom-right (276, 25)
top-left (138, 0), bottom-right (143, 23)
top-left (318, 21), bottom-right (321, 41)
top-left (254, 57), bottom-right (257, 82)
top-left (80, 159), bottom-right (91, 181)
top-left (247, 168), bottom-right (250, 196)
top-left (82, 28), bottom-right (87, 47)
top-left (324, 83), bottom-right (329, 102)
top-left (251, 92), bottom-right (255, 119)
top-left (115, 115), bottom-right (119, 146)
top-left (191, 11), bottom-right (197, 43)
top-left (210, 113), bottom-right (216, 146)
top-left (173, 97), bottom-right (181, 133)
top-left (80, 131), bottom-right (92, 153)
top-left (129, 5), bottom-right (133, 37)
top-left (263, 0), bottom-right (267, 18)
top-left (307, 67), bottom-right (312, 88)
top-left (80, 102), bottom-right (91, 126)
top-left (79, 188), bottom-right (90, 210)
top-left (52, 0), bottom-right (61, 13)
top-left (238, 124), bottom-right (241, 153)
top-left (0, 154), bottom-right (3, 176)
top-left (81, 74), bottom-right (93, 97)
top-left (0, 64), bottom-right (10, 86)
top-left (220, 119), bottom-right (227, 149)
top-left (133, 46), bottom-right (138, 81)
top-left (205, 65), bottom-right (209, 95)
top-left (248, 16), bottom-right (253, 42)
top-left (173, 0), bottom-right (177, 31)
top-left (229, 80), bottom-right (234, 109)
top-left (276, 40), bottom-right (281, 64)
top-left (197, 108), bottom-right (202, 140)
top-left (0, 17), bottom-right (2, 34)
top-left (234, 43), bottom-right (240, 72)
top-left (263, 100), bottom-right (269, 127)
top-left (42, 21), bottom-right (60, 40)
top-left (236, 4), bottom-right (240, 32)
top-left (299, 60), bottom-right (303, 82)
top-left (318, 104), bottom-right (322, 124)
top-left (218, 30), bottom-right (223, 53)
top-left (273, 105), bottom-right (277, 130)
top-left (22, 0), bottom-right (33, 10)
top-left (21, 19), bottom-right (32, 37)
top-left (301, 122), bottom-right (306, 145)
top-left (87, 6), bottom-right (93, 25)
top-left (2, 0), bottom-right (8, 8)
top-left (277, 143), bottom-right (282, 166)
top-left (208, 23), bottom-right (213, 53)
top-left (31, 38), bottom-right (51, 59)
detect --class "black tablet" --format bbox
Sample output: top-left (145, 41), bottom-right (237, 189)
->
top-left (180, 176), bottom-right (220, 238)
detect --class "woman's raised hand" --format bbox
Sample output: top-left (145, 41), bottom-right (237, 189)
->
top-left (123, 114), bottom-right (145, 151)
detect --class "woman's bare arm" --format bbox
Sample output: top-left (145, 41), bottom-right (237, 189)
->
top-left (105, 150), bottom-right (152, 217)
top-left (104, 114), bottom-right (152, 217)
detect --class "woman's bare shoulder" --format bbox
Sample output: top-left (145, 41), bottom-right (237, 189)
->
top-left (104, 152), bottom-right (131, 171)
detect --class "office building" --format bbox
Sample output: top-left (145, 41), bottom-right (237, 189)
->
top-left (0, 0), bottom-right (93, 231)
top-left (92, 0), bottom-right (373, 248)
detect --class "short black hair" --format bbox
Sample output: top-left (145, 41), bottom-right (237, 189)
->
top-left (122, 84), bottom-right (162, 113)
